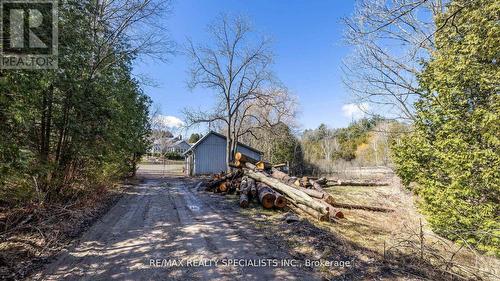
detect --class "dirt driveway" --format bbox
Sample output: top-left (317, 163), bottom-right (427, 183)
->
top-left (31, 170), bottom-right (321, 280)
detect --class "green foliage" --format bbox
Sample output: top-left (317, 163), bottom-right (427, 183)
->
top-left (164, 152), bottom-right (184, 160)
top-left (302, 117), bottom-right (382, 163)
top-left (266, 124), bottom-right (302, 167)
top-left (335, 117), bottom-right (382, 160)
top-left (392, 0), bottom-right (499, 255)
top-left (0, 1), bottom-right (151, 206)
top-left (188, 133), bottom-right (202, 143)
top-left (242, 123), bottom-right (304, 173)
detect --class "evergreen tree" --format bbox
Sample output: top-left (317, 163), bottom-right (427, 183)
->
top-left (392, 0), bottom-right (499, 255)
top-left (188, 133), bottom-right (202, 143)
top-left (0, 1), bottom-right (153, 204)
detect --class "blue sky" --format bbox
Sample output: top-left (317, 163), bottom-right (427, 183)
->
top-left (133, 0), bottom-right (360, 134)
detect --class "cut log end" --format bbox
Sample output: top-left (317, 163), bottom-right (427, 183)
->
top-left (260, 193), bottom-right (275, 209)
top-left (235, 152), bottom-right (258, 164)
top-left (218, 181), bottom-right (228, 193)
top-left (333, 210), bottom-right (344, 219)
top-left (274, 196), bottom-right (287, 208)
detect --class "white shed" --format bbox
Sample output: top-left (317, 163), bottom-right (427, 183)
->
top-left (183, 131), bottom-right (262, 176)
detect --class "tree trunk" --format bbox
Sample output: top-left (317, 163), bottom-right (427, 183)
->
top-left (244, 168), bottom-right (329, 215)
top-left (330, 202), bottom-right (394, 213)
top-left (296, 186), bottom-right (324, 199)
top-left (309, 179), bottom-right (335, 205)
top-left (239, 193), bottom-right (249, 208)
top-left (226, 118), bottom-right (232, 173)
top-left (247, 178), bottom-right (257, 198)
top-left (131, 153), bottom-right (138, 177)
top-left (39, 85), bottom-right (54, 193)
top-left (206, 170), bottom-right (241, 191)
top-left (270, 167), bottom-right (296, 185)
top-left (289, 202), bottom-right (328, 221)
top-left (327, 180), bottom-right (389, 186)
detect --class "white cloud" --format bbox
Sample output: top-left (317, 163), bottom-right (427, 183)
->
top-left (341, 103), bottom-right (370, 120)
top-left (153, 115), bottom-right (184, 128)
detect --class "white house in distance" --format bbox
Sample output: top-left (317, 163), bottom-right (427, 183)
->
top-left (167, 139), bottom-right (191, 154)
top-left (183, 131), bottom-right (262, 176)
top-left (149, 136), bottom-right (191, 156)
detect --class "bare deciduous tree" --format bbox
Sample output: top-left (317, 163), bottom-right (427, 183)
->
top-left (321, 135), bottom-right (340, 162)
top-left (342, 0), bottom-right (446, 121)
top-left (88, 0), bottom-right (174, 78)
top-left (232, 86), bottom-right (297, 141)
top-left (184, 15), bottom-right (294, 171)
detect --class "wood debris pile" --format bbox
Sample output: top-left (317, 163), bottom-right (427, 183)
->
top-left (197, 152), bottom-right (395, 223)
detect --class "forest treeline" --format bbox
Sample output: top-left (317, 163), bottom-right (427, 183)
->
top-left (0, 1), bottom-right (156, 206)
top-left (240, 116), bottom-right (402, 176)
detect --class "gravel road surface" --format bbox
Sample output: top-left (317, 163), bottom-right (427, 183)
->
top-left (31, 172), bottom-right (320, 281)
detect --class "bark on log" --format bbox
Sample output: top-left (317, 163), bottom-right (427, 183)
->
top-left (240, 176), bottom-right (248, 191)
top-left (247, 178), bottom-right (257, 198)
top-left (327, 180), bottom-right (389, 186)
top-left (244, 162), bottom-right (257, 170)
top-left (309, 179), bottom-right (325, 192)
top-left (288, 204), bottom-right (307, 218)
top-left (257, 183), bottom-right (276, 209)
top-left (309, 179), bottom-right (335, 205)
top-left (207, 170), bottom-right (242, 191)
top-left (239, 194), bottom-right (249, 208)
top-left (316, 177), bottom-right (328, 185)
top-left (331, 202), bottom-right (394, 213)
top-left (244, 169), bottom-right (329, 215)
top-left (271, 168), bottom-right (288, 181)
top-left (296, 186), bottom-right (324, 199)
top-left (270, 168), bottom-right (296, 185)
top-left (289, 202), bottom-right (328, 221)
top-left (227, 181), bottom-right (237, 194)
top-left (320, 201), bottom-right (344, 219)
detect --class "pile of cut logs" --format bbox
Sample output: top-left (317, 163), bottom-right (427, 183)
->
top-left (198, 152), bottom-right (393, 223)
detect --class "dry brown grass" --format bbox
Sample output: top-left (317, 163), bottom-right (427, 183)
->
top-left (323, 175), bottom-right (500, 281)
top-left (0, 184), bottom-right (126, 280)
